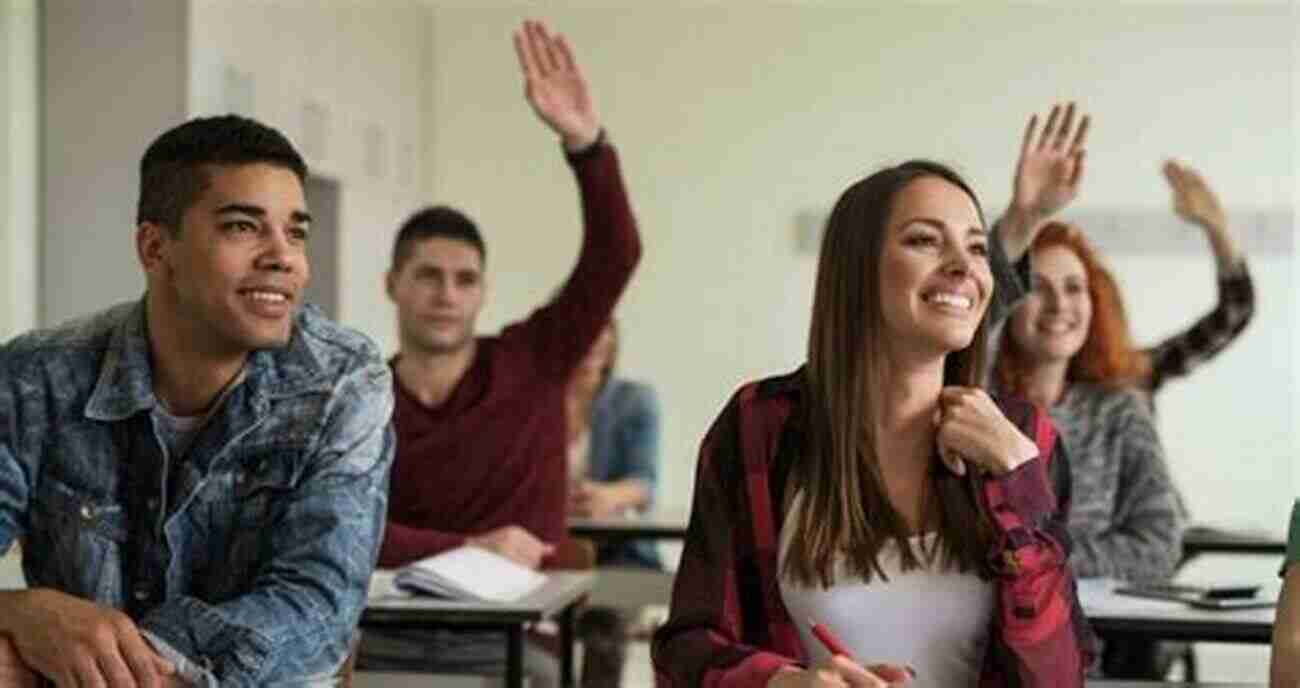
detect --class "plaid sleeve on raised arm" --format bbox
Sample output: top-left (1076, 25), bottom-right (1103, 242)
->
top-left (1145, 259), bottom-right (1255, 392)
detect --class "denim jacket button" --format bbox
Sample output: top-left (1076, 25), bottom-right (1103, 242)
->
top-left (133, 588), bottom-right (149, 601)
top-left (79, 504), bottom-right (94, 521)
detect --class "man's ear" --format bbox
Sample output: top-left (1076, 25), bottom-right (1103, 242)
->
top-left (384, 269), bottom-right (397, 300)
top-left (136, 222), bottom-right (172, 275)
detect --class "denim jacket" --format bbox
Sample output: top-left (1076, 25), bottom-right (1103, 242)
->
top-left (587, 378), bottom-right (661, 568)
top-left (0, 300), bottom-right (395, 686)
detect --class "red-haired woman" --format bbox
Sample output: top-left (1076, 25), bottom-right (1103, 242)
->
top-left (653, 151), bottom-right (1095, 686)
top-left (994, 221), bottom-right (1184, 584)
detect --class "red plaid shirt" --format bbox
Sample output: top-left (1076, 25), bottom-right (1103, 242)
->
top-left (652, 369), bottom-right (1096, 687)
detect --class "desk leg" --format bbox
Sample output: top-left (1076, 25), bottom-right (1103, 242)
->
top-left (560, 604), bottom-right (576, 688)
top-left (506, 625), bottom-right (523, 688)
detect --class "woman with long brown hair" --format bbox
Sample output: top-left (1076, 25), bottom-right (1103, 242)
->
top-left (652, 155), bottom-right (1094, 687)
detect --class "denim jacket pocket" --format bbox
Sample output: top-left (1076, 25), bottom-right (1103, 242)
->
top-left (230, 446), bottom-right (304, 527)
top-left (28, 477), bottom-right (128, 602)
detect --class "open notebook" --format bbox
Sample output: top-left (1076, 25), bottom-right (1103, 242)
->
top-left (394, 546), bottom-right (549, 603)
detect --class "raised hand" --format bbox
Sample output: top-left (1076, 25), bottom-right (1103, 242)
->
top-left (1013, 102), bottom-right (1090, 219)
top-left (935, 387), bottom-right (1040, 477)
top-left (512, 20), bottom-right (600, 149)
top-left (1163, 160), bottom-right (1227, 230)
top-left (1162, 160), bottom-right (1239, 266)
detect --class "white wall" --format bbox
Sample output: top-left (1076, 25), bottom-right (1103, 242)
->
top-left (423, 4), bottom-right (1296, 532)
top-left (0, 0), bottom-right (39, 340)
top-left (188, 0), bottom-right (432, 346)
top-left (42, 0), bottom-right (190, 325)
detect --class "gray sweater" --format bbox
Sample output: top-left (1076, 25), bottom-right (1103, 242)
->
top-left (1048, 383), bottom-right (1185, 582)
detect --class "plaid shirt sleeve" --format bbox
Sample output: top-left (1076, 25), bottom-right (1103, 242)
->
top-left (978, 399), bottom-right (1098, 687)
top-left (1145, 258), bottom-right (1255, 392)
top-left (651, 386), bottom-right (802, 688)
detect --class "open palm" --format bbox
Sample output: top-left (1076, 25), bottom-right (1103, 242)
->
top-left (1164, 160), bottom-right (1225, 230)
top-left (1013, 102), bottom-right (1090, 217)
top-left (513, 20), bottom-right (600, 148)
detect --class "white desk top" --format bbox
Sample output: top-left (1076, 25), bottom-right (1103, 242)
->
top-left (1077, 578), bottom-right (1277, 625)
top-left (364, 569), bottom-right (594, 624)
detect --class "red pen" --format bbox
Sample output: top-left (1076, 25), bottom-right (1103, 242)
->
top-left (809, 618), bottom-right (853, 659)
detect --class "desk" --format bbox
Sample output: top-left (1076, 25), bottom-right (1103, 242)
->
top-left (1182, 526), bottom-right (1287, 562)
top-left (1079, 578), bottom-right (1275, 644)
top-left (567, 512), bottom-right (688, 541)
top-left (362, 570), bottom-right (594, 688)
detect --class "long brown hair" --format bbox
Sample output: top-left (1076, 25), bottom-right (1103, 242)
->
top-left (785, 161), bottom-right (995, 588)
top-left (994, 221), bottom-right (1148, 396)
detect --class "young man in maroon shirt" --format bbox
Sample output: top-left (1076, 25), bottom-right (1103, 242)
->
top-left (356, 20), bottom-right (641, 684)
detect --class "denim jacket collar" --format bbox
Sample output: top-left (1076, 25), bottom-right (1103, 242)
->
top-left (83, 298), bottom-right (334, 424)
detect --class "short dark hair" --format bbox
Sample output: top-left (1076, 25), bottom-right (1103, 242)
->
top-left (137, 114), bottom-right (308, 233)
top-left (391, 205), bottom-right (486, 271)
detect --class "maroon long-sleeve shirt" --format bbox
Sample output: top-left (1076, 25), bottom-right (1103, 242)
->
top-left (378, 140), bottom-right (641, 568)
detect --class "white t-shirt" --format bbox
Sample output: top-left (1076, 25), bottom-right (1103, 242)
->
top-left (777, 491), bottom-right (995, 686)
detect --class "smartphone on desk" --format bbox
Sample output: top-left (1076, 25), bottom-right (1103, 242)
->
top-left (1114, 582), bottom-right (1276, 610)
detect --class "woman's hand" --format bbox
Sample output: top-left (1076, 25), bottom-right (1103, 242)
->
top-left (512, 20), bottom-right (601, 150)
top-left (1000, 102), bottom-right (1091, 260)
top-left (1163, 160), bottom-right (1240, 267)
top-left (935, 387), bottom-right (1040, 476)
top-left (766, 658), bottom-right (914, 687)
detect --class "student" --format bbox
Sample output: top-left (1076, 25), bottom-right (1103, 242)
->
top-left (566, 320), bottom-right (662, 569)
top-left (994, 221), bottom-right (1185, 582)
top-left (357, 20), bottom-right (641, 685)
top-left (0, 114), bottom-right (395, 686)
top-left (1272, 499), bottom-right (1300, 688)
top-left (652, 160), bottom-right (1095, 687)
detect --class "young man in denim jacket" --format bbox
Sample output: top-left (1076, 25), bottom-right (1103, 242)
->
top-left (0, 115), bottom-right (395, 687)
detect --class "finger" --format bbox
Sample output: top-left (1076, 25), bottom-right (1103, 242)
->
top-left (523, 21), bottom-right (550, 77)
top-left (1068, 113), bottom-right (1090, 151)
top-left (1056, 102), bottom-right (1076, 147)
top-left (118, 626), bottom-right (167, 688)
top-left (542, 29), bottom-right (567, 74)
top-left (1068, 149), bottom-right (1087, 187)
top-left (554, 33), bottom-right (578, 72)
top-left (73, 653), bottom-right (108, 688)
top-left (529, 21), bottom-right (559, 74)
top-left (1038, 104), bottom-right (1062, 149)
top-left (939, 386), bottom-right (975, 405)
top-left (1019, 114), bottom-right (1038, 159)
top-left (864, 663), bottom-right (916, 683)
top-left (512, 30), bottom-right (536, 81)
top-left (96, 646), bottom-right (140, 688)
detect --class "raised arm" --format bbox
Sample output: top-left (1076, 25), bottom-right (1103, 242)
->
top-left (503, 20), bottom-right (642, 381)
top-left (995, 102), bottom-right (1090, 262)
top-left (1143, 161), bottom-right (1255, 393)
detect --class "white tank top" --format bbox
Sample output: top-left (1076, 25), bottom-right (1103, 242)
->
top-left (777, 491), bottom-right (995, 686)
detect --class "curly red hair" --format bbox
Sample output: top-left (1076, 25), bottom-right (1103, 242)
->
top-left (995, 221), bottom-right (1149, 396)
